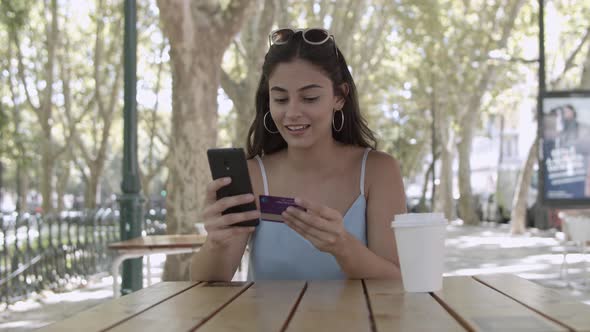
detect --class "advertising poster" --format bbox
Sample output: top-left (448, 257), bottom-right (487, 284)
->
top-left (541, 91), bottom-right (590, 205)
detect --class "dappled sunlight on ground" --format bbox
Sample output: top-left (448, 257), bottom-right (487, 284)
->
top-left (445, 223), bottom-right (590, 306)
top-left (445, 263), bottom-right (552, 276)
top-left (41, 289), bottom-right (112, 304)
top-left (0, 320), bottom-right (46, 331)
top-left (446, 225), bottom-right (559, 249)
top-left (0, 254), bottom-right (167, 331)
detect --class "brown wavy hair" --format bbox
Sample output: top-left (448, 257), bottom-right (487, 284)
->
top-left (246, 31), bottom-right (377, 159)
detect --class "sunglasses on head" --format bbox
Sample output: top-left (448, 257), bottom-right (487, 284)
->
top-left (268, 28), bottom-right (339, 61)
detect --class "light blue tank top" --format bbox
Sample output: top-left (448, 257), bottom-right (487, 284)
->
top-left (247, 148), bottom-right (370, 280)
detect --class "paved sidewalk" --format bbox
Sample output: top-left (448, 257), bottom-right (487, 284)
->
top-left (1, 222), bottom-right (589, 331)
top-left (444, 222), bottom-right (590, 304)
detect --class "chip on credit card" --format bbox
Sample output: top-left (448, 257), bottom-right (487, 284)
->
top-left (259, 195), bottom-right (306, 222)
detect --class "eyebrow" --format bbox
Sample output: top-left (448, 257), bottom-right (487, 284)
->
top-left (270, 84), bottom-right (324, 92)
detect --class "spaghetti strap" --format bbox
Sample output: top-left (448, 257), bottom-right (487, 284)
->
top-left (360, 148), bottom-right (371, 196)
top-left (254, 155), bottom-right (269, 195)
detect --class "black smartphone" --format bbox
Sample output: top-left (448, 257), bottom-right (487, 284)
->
top-left (207, 148), bottom-right (259, 227)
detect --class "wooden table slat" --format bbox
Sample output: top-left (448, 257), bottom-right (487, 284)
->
top-left (433, 276), bottom-right (568, 332)
top-left (196, 281), bottom-right (306, 332)
top-left (37, 282), bottom-right (200, 332)
top-left (40, 276), bottom-right (590, 332)
top-left (285, 280), bottom-right (372, 332)
top-left (364, 279), bottom-right (466, 331)
top-left (475, 274), bottom-right (590, 332)
top-left (107, 282), bottom-right (252, 332)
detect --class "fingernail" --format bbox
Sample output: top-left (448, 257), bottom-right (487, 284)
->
top-left (224, 177), bottom-right (231, 183)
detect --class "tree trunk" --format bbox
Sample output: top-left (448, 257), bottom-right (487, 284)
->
top-left (224, 0), bottom-right (276, 147)
top-left (510, 137), bottom-right (539, 234)
top-left (457, 112), bottom-right (479, 225)
top-left (142, 178), bottom-right (152, 212)
top-left (41, 149), bottom-right (54, 213)
top-left (39, 0), bottom-right (59, 214)
top-left (16, 163), bottom-right (28, 213)
top-left (418, 160), bottom-right (434, 212)
top-left (157, 0), bottom-right (253, 281)
top-left (455, 0), bottom-right (523, 225)
top-left (85, 166), bottom-right (102, 209)
top-left (56, 161), bottom-right (70, 212)
top-left (430, 88), bottom-right (437, 211)
top-left (72, 0), bottom-right (121, 211)
top-left (495, 115), bottom-right (505, 214)
top-left (140, 40), bottom-right (168, 208)
top-left (437, 123), bottom-right (455, 221)
top-left (231, 90), bottom-right (255, 148)
top-left (581, 42), bottom-right (590, 89)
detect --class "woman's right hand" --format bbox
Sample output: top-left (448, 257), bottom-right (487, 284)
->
top-left (201, 177), bottom-right (259, 250)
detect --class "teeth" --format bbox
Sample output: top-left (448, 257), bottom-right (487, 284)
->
top-left (286, 125), bottom-right (309, 131)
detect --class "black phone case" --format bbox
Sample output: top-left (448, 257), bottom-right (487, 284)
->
top-left (207, 148), bottom-right (259, 227)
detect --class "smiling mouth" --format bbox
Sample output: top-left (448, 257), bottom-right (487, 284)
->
top-left (285, 125), bottom-right (310, 132)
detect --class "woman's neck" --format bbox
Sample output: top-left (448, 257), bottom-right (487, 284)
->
top-left (285, 138), bottom-right (344, 175)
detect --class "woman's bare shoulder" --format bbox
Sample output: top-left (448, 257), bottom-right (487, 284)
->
top-left (367, 150), bottom-right (400, 170)
top-left (365, 150), bottom-right (404, 194)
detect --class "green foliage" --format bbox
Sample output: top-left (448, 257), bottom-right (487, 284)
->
top-left (545, 0), bottom-right (590, 89)
top-left (0, 0), bottom-right (34, 30)
top-left (3, 0), bottom-right (590, 211)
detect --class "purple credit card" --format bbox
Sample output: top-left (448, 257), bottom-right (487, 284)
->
top-left (259, 195), bottom-right (306, 222)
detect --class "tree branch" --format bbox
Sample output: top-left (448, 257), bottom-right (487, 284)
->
top-left (12, 32), bottom-right (40, 113)
top-left (487, 55), bottom-right (538, 64)
top-left (106, 59), bottom-right (123, 123)
top-left (220, 68), bottom-right (242, 104)
top-left (550, 26), bottom-right (590, 88)
top-left (41, 0), bottom-right (58, 118)
top-left (256, 0), bottom-right (275, 49)
top-left (149, 151), bottom-right (170, 180)
top-left (55, 41), bottom-right (77, 160)
top-left (72, 151), bottom-right (90, 184)
top-left (275, 0), bottom-right (290, 27)
top-left (219, 0), bottom-right (253, 43)
top-left (73, 130), bottom-right (93, 168)
top-left (145, 41), bottom-right (168, 174)
top-left (94, 0), bottom-right (106, 117)
top-left (233, 39), bottom-right (248, 62)
top-left (499, 0), bottom-right (523, 48)
top-left (155, 127), bottom-right (170, 147)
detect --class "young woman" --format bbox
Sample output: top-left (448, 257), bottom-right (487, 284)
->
top-left (191, 28), bottom-right (406, 280)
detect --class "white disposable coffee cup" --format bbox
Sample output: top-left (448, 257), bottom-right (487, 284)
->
top-left (391, 213), bottom-right (447, 292)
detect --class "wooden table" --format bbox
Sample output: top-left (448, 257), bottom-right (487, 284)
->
top-left (38, 274), bottom-right (590, 331)
top-left (108, 234), bottom-right (206, 297)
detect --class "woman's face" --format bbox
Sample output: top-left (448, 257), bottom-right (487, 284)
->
top-left (268, 59), bottom-right (344, 149)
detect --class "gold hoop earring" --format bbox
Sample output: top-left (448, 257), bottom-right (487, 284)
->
top-left (264, 111), bottom-right (279, 134)
top-left (333, 109), bottom-right (344, 132)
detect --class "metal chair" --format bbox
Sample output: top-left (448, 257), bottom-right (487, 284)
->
top-left (559, 215), bottom-right (590, 288)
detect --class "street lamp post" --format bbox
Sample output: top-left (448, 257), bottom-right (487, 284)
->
top-left (117, 0), bottom-right (143, 296)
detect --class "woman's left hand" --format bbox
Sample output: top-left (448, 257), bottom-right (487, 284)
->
top-left (282, 197), bottom-right (351, 255)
